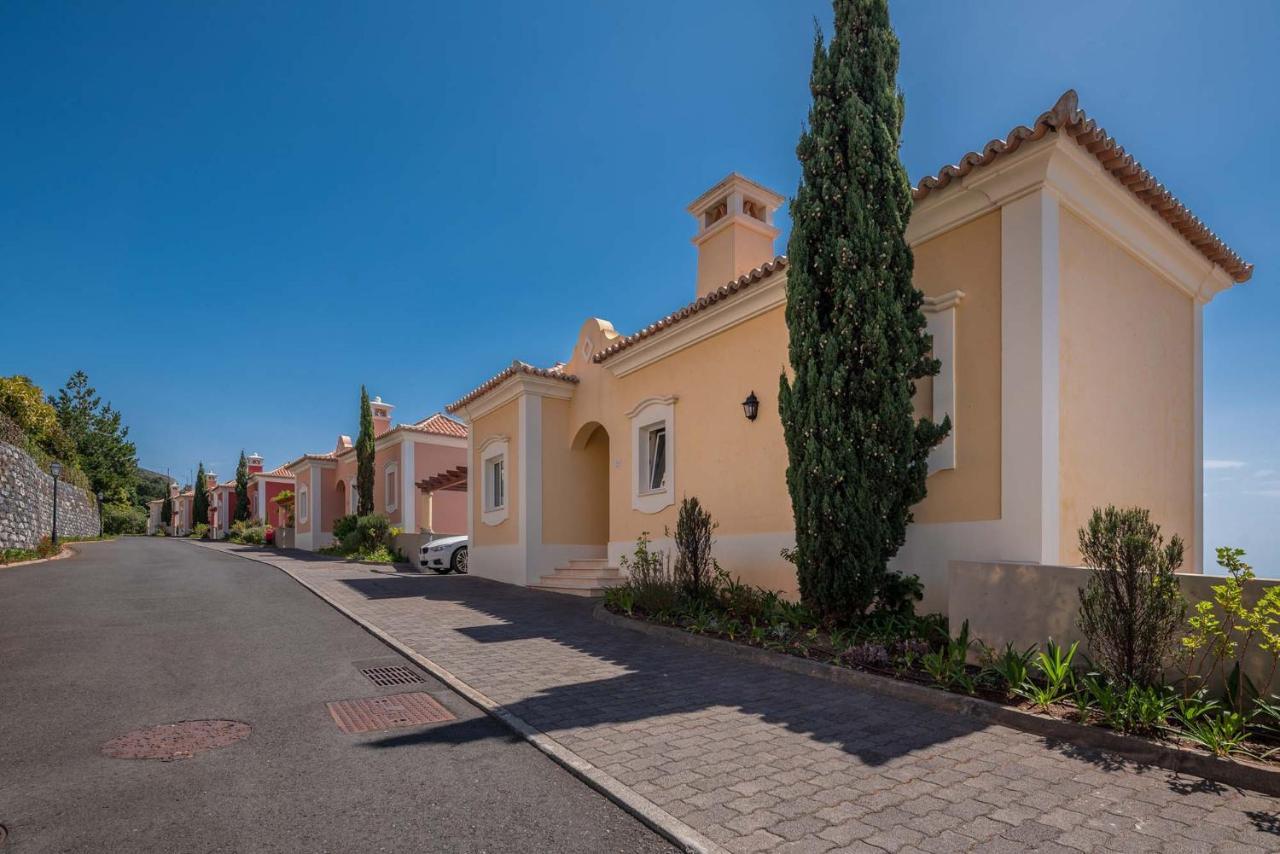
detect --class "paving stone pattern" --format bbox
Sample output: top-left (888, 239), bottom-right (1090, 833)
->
top-left (211, 543), bottom-right (1280, 853)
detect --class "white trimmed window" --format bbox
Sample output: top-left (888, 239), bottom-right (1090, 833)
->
top-left (384, 462), bottom-right (399, 513)
top-left (629, 397), bottom-right (676, 514)
top-left (479, 437), bottom-right (509, 526)
top-left (298, 485), bottom-right (309, 523)
top-left (923, 290), bottom-right (964, 475)
top-left (349, 480), bottom-right (358, 514)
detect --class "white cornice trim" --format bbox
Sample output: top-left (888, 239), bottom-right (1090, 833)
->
top-left (907, 133), bottom-right (1237, 303)
top-left (478, 434), bottom-right (510, 455)
top-left (923, 290), bottom-right (966, 313)
top-left (605, 272), bottom-right (787, 378)
top-left (691, 212), bottom-right (780, 246)
top-left (459, 373), bottom-right (577, 422)
top-left (624, 395), bottom-right (679, 419)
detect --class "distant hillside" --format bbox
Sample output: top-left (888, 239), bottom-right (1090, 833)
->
top-left (136, 467), bottom-right (173, 507)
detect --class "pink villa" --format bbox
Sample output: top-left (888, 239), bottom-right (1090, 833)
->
top-left (205, 453), bottom-right (295, 538)
top-left (286, 397), bottom-right (469, 552)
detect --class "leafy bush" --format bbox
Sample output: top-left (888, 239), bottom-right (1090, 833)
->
top-left (1, 536), bottom-right (61, 564)
top-left (1076, 675), bottom-right (1175, 735)
top-left (921, 620), bottom-right (975, 693)
top-left (670, 496), bottom-right (717, 601)
top-left (333, 514), bottom-right (359, 542)
top-left (1178, 547), bottom-right (1280, 709)
top-left (188, 523), bottom-right (210, 539)
top-left (1077, 506), bottom-right (1186, 688)
top-left (618, 533), bottom-right (681, 616)
top-left (102, 502), bottom-right (146, 535)
top-left (228, 519), bottom-right (266, 545)
top-left (339, 514), bottom-right (390, 553)
top-left (1014, 639), bottom-right (1079, 711)
top-left (980, 642), bottom-right (1038, 696)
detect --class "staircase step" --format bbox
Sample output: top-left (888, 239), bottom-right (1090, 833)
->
top-left (535, 575), bottom-right (619, 590)
top-left (567, 558), bottom-right (611, 570)
top-left (546, 567), bottom-right (623, 580)
top-left (528, 583), bottom-right (609, 598)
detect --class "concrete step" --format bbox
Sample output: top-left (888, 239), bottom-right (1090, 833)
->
top-left (566, 558), bottom-right (611, 570)
top-left (528, 583), bottom-right (608, 598)
top-left (545, 566), bottom-right (623, 581)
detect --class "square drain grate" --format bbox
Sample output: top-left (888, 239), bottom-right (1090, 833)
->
top-left (359, 664), bottom-right (426, 687)
top-left (327, 692), bottom-right (455, 734)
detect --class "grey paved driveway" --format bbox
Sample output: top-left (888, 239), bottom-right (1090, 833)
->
top-left (206, 540), bottom-right (1280, 854)
top-left (0, 538), bottom-right (673, 853)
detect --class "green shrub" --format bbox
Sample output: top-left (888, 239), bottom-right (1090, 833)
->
top-left (1178, 547), bottom-right (1280, 709)
top-left (1077, 505), bottom-right (1186, 688)
top-left (618, 533), bottom-right (681, 616)
top-left (188, 523), bottom-right (210, 539)
top-left (102, 502), bottom-right (146, 535)
top-left (228, 519), bottom-right (266, 545)
top-left (333, 514), bottom-right (359, 542)
top-left (671, 497), bottom-right (717, 601)
top-left (338, 514), bottom-right (390, 553)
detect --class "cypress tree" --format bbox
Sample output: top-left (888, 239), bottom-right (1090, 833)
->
top-left (234, 450), bottom-right (250, 521)
top-left (356, 385), bottom-right (375, 516)
top-left (779, 0), bottom-right (948, 618)
top-left (161, 493), bottom-right (172, 528)
top-left (193, 461), bottom-right (209, 528)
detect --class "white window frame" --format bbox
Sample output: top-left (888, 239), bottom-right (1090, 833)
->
top-left (628, 396), bottom-right (676, 514)
top-left (298, 485), bottom-right (309, 523)
top-left (923, 290), bottom-right (964, 475)
top-left (479, 437), bottom-right (509, 526)
top-left (384, 462), bottom-right (399, 513)
top-left (348, 479), bottom-right (358, 515)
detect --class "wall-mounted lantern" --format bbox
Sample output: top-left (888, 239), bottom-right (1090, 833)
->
top-left (742, 391), bottom-right (759, 422)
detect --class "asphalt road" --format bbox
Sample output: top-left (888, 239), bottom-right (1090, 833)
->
top-left (0, 538), bottom-right (674, 853)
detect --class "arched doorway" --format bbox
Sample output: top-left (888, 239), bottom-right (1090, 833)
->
top-left (570, 422), bottom-right (610, 547)
top-left (335, 480), bottom-right (346, 520)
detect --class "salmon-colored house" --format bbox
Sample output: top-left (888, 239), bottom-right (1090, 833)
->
top-left (447, 91), bottom-right (1252, 609)
top-left (286, 399), bottom-right (468, 552)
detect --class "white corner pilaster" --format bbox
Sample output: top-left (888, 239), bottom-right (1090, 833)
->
top-left (519, 394), bottom-right (544, 583)
top-left (401, 439), bottom-right (416, 532)
top-left (257, 479), bottom-right (267, 524)
top-left (1000, 187), bottom-right (1062, 565)
top-left (1192, 299), bottom-right (1205, 572)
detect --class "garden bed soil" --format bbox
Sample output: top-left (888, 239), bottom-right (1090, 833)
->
top-left (596, 603), bottom-right (1280, 797)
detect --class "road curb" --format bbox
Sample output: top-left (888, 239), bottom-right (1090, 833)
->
top-left (194, 541), bottom-right (723, 854)
top-left (0, 543), bottom-right (80, 570)
top-left (593, 604), bottom-right (1280, 798)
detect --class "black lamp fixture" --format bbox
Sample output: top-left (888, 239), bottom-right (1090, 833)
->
top-left (742, 391), bottom-right (759, 421)
top-left (50, 462), bottom-right (62, 546)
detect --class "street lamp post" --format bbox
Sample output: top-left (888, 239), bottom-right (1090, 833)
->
top-left (96, 491), bottom-right (104, 538)
top-left (49, 462), bottom-right (62, 546)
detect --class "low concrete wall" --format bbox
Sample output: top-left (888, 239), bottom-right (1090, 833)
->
top-left (275, 527), bottom-right (295, 549)
top-left (393, 532), bottom-right (437, 563)
top-left (949, 560), bottom-right (1280, 691)
top-left (0, 441), bottom-right (100, 548)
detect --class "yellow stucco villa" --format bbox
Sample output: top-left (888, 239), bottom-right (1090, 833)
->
top-left (446, 91), bottom-right (1252, 613)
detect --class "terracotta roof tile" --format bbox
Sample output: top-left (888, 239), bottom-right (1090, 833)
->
top-left (284, 452), bottom-right (337, 469)
top-left (407, 413), bottom-right (469, 438)
top-left (446, 361), bottom-right (580, 413)
top-left (592, 257), bottom-right (788, 364)
top-left (914, 89), bottom-right (1252, 283)
top-left (250, 464), bottom-right (294, 480)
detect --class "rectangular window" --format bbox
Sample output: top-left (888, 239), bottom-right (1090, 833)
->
top-left (385, 465), bottom-right (398, 511)
top-left (486, 457), bottom-right (505, 511)
top-left (641, 425), bottom-right (666, 493)
top-left (299, 487), bottom-right (309, 523)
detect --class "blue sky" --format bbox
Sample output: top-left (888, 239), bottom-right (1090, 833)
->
top-left (2, 1), bottom-right (1276, 572)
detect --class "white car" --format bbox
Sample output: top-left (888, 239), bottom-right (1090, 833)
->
top-left (420, 535), bottom-right (468, 574)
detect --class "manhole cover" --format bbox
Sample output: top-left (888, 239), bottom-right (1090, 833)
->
top-left (102, 720), bottom-right (251, 761)
top-left (359, 664), bottom-right (426, 687)
top-left (327, 692), bottom-right (454, 734)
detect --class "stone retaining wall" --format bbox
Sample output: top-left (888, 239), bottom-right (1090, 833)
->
top-left (0, 441), bottom-right (100, 548)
